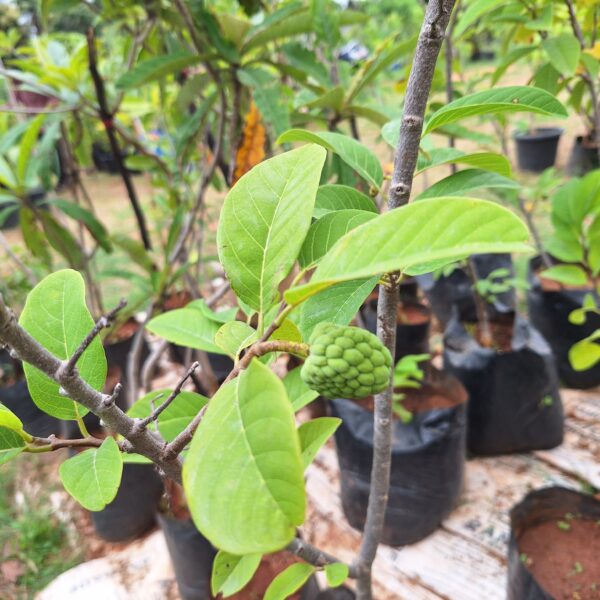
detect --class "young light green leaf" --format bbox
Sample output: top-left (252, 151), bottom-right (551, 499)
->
top-left (217, 145), bottom-right (326, 318)
top-left (324, 562), bottom-right (349, 587)
top-left (127, 390), bottom-right (208, 442)
top-left (314, 185), bottom-right (377, 218)
top-left (183, 360), bottom-right (306, 555)
top-left (542, 33), bottom-right (581, 77)
top-left (0, 427), bottom-right (25, 465)
top-left (299, 209), bottom-right (376, 268)
top-left (424, 86), bottom-right (567, 135)
top-left (59, 437), bottom-right (123, 511)
top-left (298, 417), bottom-right (341, 469)
top-left (0, 404), bottom-right (25, 435)
top-left (416, 169), bottom-right (519, 200)
top-left (541, 265), bottom-right (589, 287)
top-left (115, 51), bottom-right (203, 89)
top-left (269, 319), bottom-right (302, 344)
top-left (19, 270), bottom-right (106, 420)
top-left (296, 277), bottom-right (379, 340)
top-left (283, 367), bottom-right (319, 412)
top-left (188, 299), bottom-right (239, 324)
top-left (211, 551), bottom-right (262, 597)
top-left (277, 130), bottom-right (383, 190)
top-left (215, 321), bottom-right (257, 358)
top-left (285, 197), bottom-right (531, 305)
top-left (569, 332), bottom-right (600, 371)
top-left (416, 150), bottom-right (512, 177)
top-left (264, 563), bottom-right (315, 600)
top-left (147, 308), bottom-right (226, 355)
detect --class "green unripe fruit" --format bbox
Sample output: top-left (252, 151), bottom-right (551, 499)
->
top-left (301, 323), bottom-right (392, 399)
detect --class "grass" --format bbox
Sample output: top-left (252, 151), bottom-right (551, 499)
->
top-left (0, 455), bottom-right (83, 600)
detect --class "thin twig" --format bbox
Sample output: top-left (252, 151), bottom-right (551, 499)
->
top-left (60, 299), bottom-right (127, 376)
top-left (27, 434), bottom-right (106, 453)
top-left (86, 28), bottom-right (153, 251)
top-left (286, 538), bottom-right (357, 578)
top-left (138, 362), bottom-right (199, 429)
top-left (126, 303), bottom-right (155, 407)
top-left (354, 2), bottom-right (457, 599)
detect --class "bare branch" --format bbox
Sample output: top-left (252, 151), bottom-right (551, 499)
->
top-left (0, 295), bottom-right (183, 483)
top-left (28, 434), bottom-right (106, 452)
top-left (138, 361), bottom-right (199, 429)
top-left (354, 2), bottom-right (457, 598)
top-left (286, 537), bottom-right (357, 579)
top-left (86, 28), bottom-right (153, 251)
top-left (60, 299), bottom-right (126, 377)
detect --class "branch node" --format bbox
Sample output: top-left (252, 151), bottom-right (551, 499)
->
top-left (102, 382), bottom-right (122, 408)
top-left (402, 114), bottom-right (423, 128)
top-left (8, 348), bottom-right (19, 360)
top-left (58, 386), bottom-right (70, 397)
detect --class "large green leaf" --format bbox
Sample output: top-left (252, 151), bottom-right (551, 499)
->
top-left (277, 130), bottom-right (383, 190)
top-left (211, 551), bottom-right (262, 597)
top-left (115, 51), bottom-right (203, 89)
top-left (183, 360), bottom-right (305, 555)
top-left (217, 145), bottom-right (326, 319)
top-left (0, 427), bottom-right (25, 465)
top-left (314, 184), bottom-right (377, 218)
top-left (416, 169), bottom-right (520, 200)
top-left (59, 437), bottom-right (123, 511)
top-left (416, 149), bottom-right (512, 177)
top-left (128, 389), bottom-right (208, 442)
top-left (282, 367), bottom-right (319, 412)
top-left (19, 270), bottom-right (106, 420)
top-left (285, 197), bottom-right (531, 304)
top-left (424, 86), bottom-right (567, 135)
top-left (298, 417), bottom-right (340, 468)
top-left (147, 308), bottom-right (226, 355)
top-left (542, 33), bottom-right (581, 77)
top-left (264, 563), bottom-right (315, 600)
top-left (296, 277), bottom-right (379, 340)
top-left (298, 209), bottom-right (376, 268)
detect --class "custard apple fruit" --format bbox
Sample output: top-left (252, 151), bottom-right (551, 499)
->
top-left (301, 323), bottom-right (392, 399)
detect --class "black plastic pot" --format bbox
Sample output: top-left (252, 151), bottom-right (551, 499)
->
top-left (91, 463), bottom-right (163, 542)
top-left (443, 314), bottom-right (564, 456)
top-left (568, 134), bottom-right (600, 176)
top-left (528, 260), bottom-right (600, 389)
top-left (92, 142), bottom-right (120, 174)
top-left (157, 514), bottom-right (216, 600)
top-left (507, 487), bottom-right (600, 600)
top-left (0, 351), bottom-right (59, 437)
top-left (514, 128), bottom-right (562, 173)
top-left (360, 298), bottom-right (430, 360)
top-left (331, 368), bottom-right (467, 546)
top-left (417, 253), bottom-right (515, 327)
top-left (316, 588), bottom-right (355, 599)
top-left (0, 188), bottom-right (47, 230)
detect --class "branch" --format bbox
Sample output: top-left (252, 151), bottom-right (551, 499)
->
top-left (0, 295), bottom-right (183, 483)
top-left (565, 0), bottom-right (585, 47)
top-left (286, 537), bottom-right (357, 579)
top-left (162, 341), bottom-right (309, 460)
top-left (137, 361), bottom-right (199, 430)
top-left (354, 2), bottom-right (457, 599)
top-left (86, 28), bottom-right (153, 251)
top-left (59, 299), bottom-right (126, 377)
top-left (27, 434), bottom-right (106, 452)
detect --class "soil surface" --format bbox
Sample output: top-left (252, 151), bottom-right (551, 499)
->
top-left (357, 370), bottom-right (466, 416)
top-left (464, 318), bottom-right (514, 353)
top-left (162, 291), bottom-right (192, 311)
top-left (518, 517), bottom-right (600, 599)
top-left (227, 551), bottom-right (305, 600)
